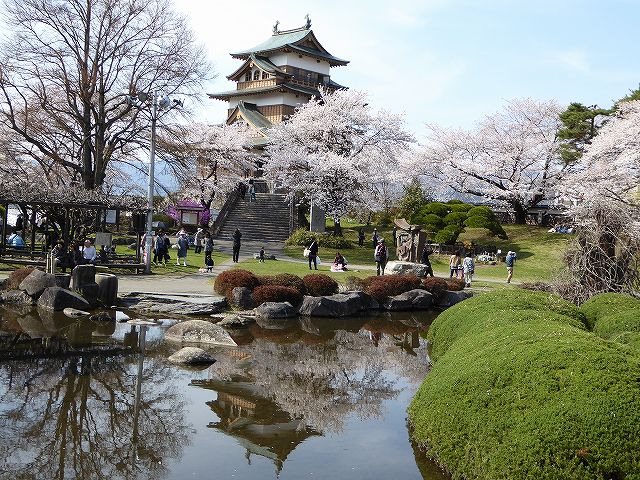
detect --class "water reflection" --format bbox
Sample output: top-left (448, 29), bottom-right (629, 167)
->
top-left (0, 310), bottom-right (189, 480)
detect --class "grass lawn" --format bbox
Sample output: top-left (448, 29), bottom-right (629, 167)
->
top-left (235, 258), bottom-right (373, 279)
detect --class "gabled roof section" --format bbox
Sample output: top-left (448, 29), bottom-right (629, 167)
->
top-left (227, 53), bottom-right (291, 81)
top-left (227, 101), bottom-right (273, 134)
top-left (208, 82), bottom-right (320, 101)
top-left (231, 28), bottom-right (349, 67)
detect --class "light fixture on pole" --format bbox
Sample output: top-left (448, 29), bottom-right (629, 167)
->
top-left (126, 91), bottom-right (183, 274)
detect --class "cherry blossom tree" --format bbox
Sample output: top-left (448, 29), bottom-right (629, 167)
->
top-left (264, 88), bottom-right (414, 233)
top-left (557, 100), bottom-right (640, 301)
top-left (414, 98), bottom-right (565, 224)
top-left (161, 122), bottom-right (256, 212)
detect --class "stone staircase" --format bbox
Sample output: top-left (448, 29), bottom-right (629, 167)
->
top-left (216, 193), bottom-right (291, 243)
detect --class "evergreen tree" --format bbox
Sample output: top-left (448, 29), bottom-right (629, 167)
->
top-left (397, 178), bottom-right (430, 220)
top-left (557, 103), bottom-right (610, 164)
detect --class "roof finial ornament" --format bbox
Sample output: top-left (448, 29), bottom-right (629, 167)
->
top-left (272, 20), bottom-right (279, 34)
top-left (304, 14), bottom-right (311, 29)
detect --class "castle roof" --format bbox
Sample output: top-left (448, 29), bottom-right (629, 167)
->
top-left (231, 27), bottom-right (349, 67)
top-left (227, 53), bottom-right (290, 81)
top-left (208, 82), bottom-right (321, 102)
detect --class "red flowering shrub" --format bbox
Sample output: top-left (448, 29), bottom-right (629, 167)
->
top-left (5, 267), bottom-right (36, 290)
top-left (303, 274), bottom-right (339, 296)
top-left (446, 278), bottom-right (466, 291)
top-left (214, 269), bottom-right (259, 297)
top-left (362, 274), bottom-right (422, 301)
top-left (251, 285), bottom-right (303, 306)
top-left (258, 273), bottom-right (306, 294)
top-left (422, 277), bottom-right (449, 299)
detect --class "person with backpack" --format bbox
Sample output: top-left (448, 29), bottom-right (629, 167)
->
top-left (375, 239), bottom-right (388, 276)
top-left (155, 230), bottom-right (170, 265)
top-left (308, 237), bottom-right (319, 270)
top-left (449, 251), bottom-right (461, 278)
top-left (421, 245), bottom-right (434, 277)
top-left (204, 232), bottom-right (214, 272)
top-left (463, 252), bottom-right (475, 287)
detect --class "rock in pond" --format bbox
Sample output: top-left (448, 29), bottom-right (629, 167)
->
top-left (128, 294), bottom-right (227, 316)
top-left (37, 287), bottom-right (91, 311)
top-left (89, 311), bottom-right (114, 322)
top-left (217, 314), bottom-right (255, 329)
top-left (71, 264), bottom-right (96, 291)
top-left (384, 289), bottom-right (434, 311)
top-left (254, 301), bottom-right (297, 319)
top-left (298, 293), bottom-right (366, 317)
top-left (19, 270), bottom-right (57, 298)
top-left (63, 307), bottom-right (91, 318)
top-left (168, 346), bottom-right (216, 365)
top-left (230, 287), bottom-right (253, 310)
top-left (436, 290), bottom-right (473, 308)
top-left (1, 290), bottom-right (36, 306)
top-left (95, 273), bottom-right (118, 306)
top-left (165, 320), bottom-right (237, 346)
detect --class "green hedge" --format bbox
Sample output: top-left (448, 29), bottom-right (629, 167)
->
top-left (582, 293), bottom-right (640, 351)
top-left (409, 290), bottom-right (640, 480)
top-left (285, 228), bottom-right (353, 249)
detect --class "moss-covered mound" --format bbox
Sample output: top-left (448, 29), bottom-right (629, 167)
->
top-left (582, 293), bottom-right (640, 351)
top-left (409, 290), bottom-right (640, 480)
top-left (580, 292), bottom-right (640, 329)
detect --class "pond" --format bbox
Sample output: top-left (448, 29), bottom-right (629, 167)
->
top-left (0, 305), bottom-right (449, 480)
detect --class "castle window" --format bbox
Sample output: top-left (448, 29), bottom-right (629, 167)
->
top-left (262, 71), bottom-right (268, 80)
top-left (244, 72), bottom-right (251, 82)
top-left (253, 70), bottom-right (260, 80)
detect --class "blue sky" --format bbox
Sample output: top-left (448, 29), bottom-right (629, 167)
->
top-left (174, 0), bottom-right (640, 138)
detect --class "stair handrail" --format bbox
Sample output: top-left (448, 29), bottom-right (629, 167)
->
top-left (211, 189), bottom-right (241, 237)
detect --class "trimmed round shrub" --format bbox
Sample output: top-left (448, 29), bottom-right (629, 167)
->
top-left (446, 199), bottom-right (464, 204)
top-left (443, 211), bottom-right (468, 227)
top-left (344, 276), bottom-right (366, 291)
top-left (362, 274), bottom-right (422, 301)
top-left (258, 273), bottom-right (306, 294)
top-left (285, 228), bottom-right (316, 247)
top-left (463, 214), bottom-right (496, 229)
top-left (251, 285), bottom-right (303, 306)
top-left (467, 205), bottom-right (495, 218)
top-left (419, 213), bottom-right (444, 231)
top-left (445, 278), bottom-right (465, 291)
top-left (580, 292), bottom-right (640, 330)
top-left (214, 269), bottom-right (259, 297)
top-left (318, 235), bottom-right (352, 249)
top-left (448, 203), bottom-right (473, 212)
top-left (409, 290), bottom-right (640, 480)
top-left (594, 309), bottom-right (640, 341)
top-left (285, 229), bottom-right (352, 249)
top-left (421, 277), bottom-right (448, 299)
top-left (303, 274), bottom-right (338, 296)
top-left (434, 228), bottom-right (458, 245)
top-left (5, 266), bottom-right (36, 290)
top-left (423, 202), bottom-right (451, 217)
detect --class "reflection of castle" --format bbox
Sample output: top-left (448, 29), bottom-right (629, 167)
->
top-left (192, 378), bottom-right (320, 475)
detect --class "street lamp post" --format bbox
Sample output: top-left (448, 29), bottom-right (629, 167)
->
top-left (127, 91), bottom-right (181, 274)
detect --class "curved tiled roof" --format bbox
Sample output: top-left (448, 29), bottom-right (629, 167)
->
top-left (230, 29), bottom-right (349, 67)
top-left (227, 54), bottom-right (290, 81)
top-left (208, 82), bottom-right (320, 101)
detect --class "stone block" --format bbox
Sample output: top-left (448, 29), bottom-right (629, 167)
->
top-left (71, 264), bottom-right (96, 291)
top-left (19, 269), bottom-right (57, 298)
top-left (80, 282), bottom-right (100, 307)
top-left (54, 273), bottom-right (71, 289)
top-left (95, 273), bottom-right (118, 306)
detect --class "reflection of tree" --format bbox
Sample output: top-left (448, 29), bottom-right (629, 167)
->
top-left (0, 353), bottom-right (189, 480)
top-left (207, 324), bottom-right (432, 435)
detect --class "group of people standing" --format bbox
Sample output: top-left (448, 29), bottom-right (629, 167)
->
top-left (238, 179), bottom-right (256, 203)
top-left (50, 239), bottom-right (104, 271)
top-left (147, 228), bottom-right (215, 271)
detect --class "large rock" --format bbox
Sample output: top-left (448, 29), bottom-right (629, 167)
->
top-left (1, 289), bottom-right (36, 306)
top-left (37, 286), bottom-right (91, 311)
top-left (217, 314), bottom-right (256, 329)
top-left (165, 319), bottom-right (237, 346)
top-left (128, 294), bottom-right (227, 316)
top-left (95, 273), bottom-right (118, 306)
top-left (298, 293), bottom-right (364, 317)
top-left (71, 264), bottom-right (96, 291)
top-left (384, 289), bottom-right (434, 311)
top-left (168, 346), bottom-right (216, 365)
top-left (19, 270), bottom-right (57, 298)
top-left (342, 291), bottom-right (380, 311)
top-left (230, 287), bottom-right (253, 310)
top-left (254, 301), bottom-right (297, 319)
top-left (436, 290), bottom-right (473, 308)
top-left (386, 261), bottom-right (432, 278)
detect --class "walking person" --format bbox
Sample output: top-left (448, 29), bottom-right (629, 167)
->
top-left (194, 227), bottom-right (204, 254)
top-left (248, 179), bottom-right (256, 202)
top-left (308, 237), bottom-right (319, 270)
top-left (155, 230), bottom-right (170, 265)
top-left (358, 229), bottom-right (365, 247)
top-left (176, 231), bottom-right (189, 266)
top-left (259, 246), bottom-right (265, 263)
top-left (463, 252), bottom-right (475, 287)
top-left (204, 232), bottom-right (214, 272)
top-left (392, 226), bottom-right (397, 247)
top-left (375, 239), bottom-right (388, 276)
top-left (371, 228), bottom-right (378, 248)
top-left (421, 245), bottom-right (434, 277)
top-left (232, 228), bottom-right (242, 263)
top-left (506, 250), bottom-right (517, 283)
top-left (449, 251), bottom-right (461, 278)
